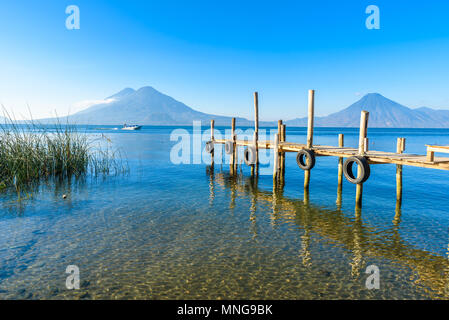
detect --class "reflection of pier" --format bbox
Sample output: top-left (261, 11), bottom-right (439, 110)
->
top-left (207, 168), bottom-right (449, 298)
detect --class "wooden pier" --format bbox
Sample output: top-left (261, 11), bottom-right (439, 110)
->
top-left (207, 90), bottom-right (449, 211)
top-left (212, 139), bottom-right (449, 170)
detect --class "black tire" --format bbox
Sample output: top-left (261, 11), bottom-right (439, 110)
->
top-left (225, 141), bottom-right (233, 155)
top-left (296, 149), bottom-right (316, 170)
top-left (205, 141), bottom-right (214, 154)
top-left (343, 156), bottom-right (371, 184)
top-left (244, 146), bottom-right (256, 166)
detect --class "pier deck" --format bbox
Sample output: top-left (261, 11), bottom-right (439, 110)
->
top-left (214, 139), bottom-right (449, 171)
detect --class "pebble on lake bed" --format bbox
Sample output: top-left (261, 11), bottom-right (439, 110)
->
top-left (62, 194), bottom-right (67, 199)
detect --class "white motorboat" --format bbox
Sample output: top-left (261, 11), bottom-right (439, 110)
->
top-left (122, 124), bottom-right (142, 131)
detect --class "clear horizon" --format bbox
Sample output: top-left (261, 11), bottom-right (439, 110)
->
top-left (2, 1), bottom-right (449, 120)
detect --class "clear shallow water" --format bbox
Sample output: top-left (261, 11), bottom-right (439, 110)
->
top-left (0, 126), bottom-right (449, 299)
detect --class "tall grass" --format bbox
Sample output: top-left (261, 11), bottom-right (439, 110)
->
top-left (0, 112), bottom-right (128, 194)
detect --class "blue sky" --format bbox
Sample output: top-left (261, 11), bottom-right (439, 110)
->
top-left (1, 0), bottom-right (449, 120)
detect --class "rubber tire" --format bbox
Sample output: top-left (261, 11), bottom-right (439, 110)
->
top-left (296, 149), bottom-right (316, 170)
top-left (343, 156), bottom-right (371, 184)
top-left (205, 141), bottom-right (214, 154)
top-left (225, 141), bottom-right (233, 155)
top-left (244, 146), bottom-right (256, 166)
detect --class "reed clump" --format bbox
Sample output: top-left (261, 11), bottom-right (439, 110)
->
top-left (0, 114), bottom-right (127, 192)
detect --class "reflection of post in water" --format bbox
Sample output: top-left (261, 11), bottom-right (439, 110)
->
top-left (207, 165), bottom-right (215, 206)
top-left (299, 205), bottom-right (312, 268)
top-left (445, 244), bottom-right (449, 297)
top-left (336, 134), bottom-right (344, 209)
top-left (350, 214), bottom-right (364, 277)
top-left (229, 174), bottom-right (237, 211)
top-left (391, 210), bottom-right (403, 257)
top-left (249, 175), bottom-right (259, 240)
top-left (271, 181), bottom-right (280, 228)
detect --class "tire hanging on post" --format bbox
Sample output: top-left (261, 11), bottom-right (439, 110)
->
top-left (296, 149), bottom-right (316, 170)
top-left (343, 156), bottom-right (370, 184)
top-left (225, 141), bottom-right (233, 155)
top-left (205, 141), bottom-right (214, 154)
top-left (244, 146), bottom-right (256, 166)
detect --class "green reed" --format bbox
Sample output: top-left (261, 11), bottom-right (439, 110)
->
top-left (0, 112), bottom-right (128, 193)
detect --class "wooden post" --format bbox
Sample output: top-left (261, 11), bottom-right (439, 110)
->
top-left (277, 120), bottom-right (283, 141)
top-left (281, 124), bottom-right (286, 180)
top-left (358, 111), bottom-right (369, 155)
top-left (251, 132), bottom-right (257, 176)
top-left (230, 117), bottom-right (236, 174)
top-left (364, 138), bottom-right (369, 153)
top-left (356, 111), bottom-right (369, 209)
top-left (307, 90), bottom-right (315, 149)
top-left (278, 120), bottom-right (284, 180)
top-left (355, 175), bottom-right (363, 210)
top-left (304, 170), bottom-right (311, 190)
top-left (303, 174), bottom-right (310, 206)
top-left (273, 133), bottom-right (279, 181)
top-left (337, 133), bottom-right (344, 208)
top-left (427, 149), bottom-right (435, 162)
top-left (210, 119), bottom-right (215, 166)
top-left (254, 92), bottom-right (259, 172)
top-left (304, 90), bottom-right (315, 195)
top-left (396, 137), bottom-right (405, 213)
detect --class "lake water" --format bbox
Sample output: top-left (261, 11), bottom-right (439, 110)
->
top-left (0, 125), bottom-right (449, 299)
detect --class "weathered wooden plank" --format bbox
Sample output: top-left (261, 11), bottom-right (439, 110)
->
top-left (213, 137), bottom-right (449, 170)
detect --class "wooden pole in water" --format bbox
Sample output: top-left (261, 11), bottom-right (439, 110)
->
top-left (278, 120), bottom-right (284, 180)
top-left (356, 111), bottom-right (369, 209)
top-left (337, 133), bottom-right (344, 207)
top-left (254, 92), bottom-right (259, 173)
top-left (234, 118), bottom-right (238, 171)
top-left (210, 119), bottom-right (215, 166)
top-left (304, 90), bottom-right (315, 192)
top-left (273, 133), bottom-right (279, 181)
top-left (395, 137), bottom-right (405, 214)
top-left (277, 120), bottom-right (282, 140)
top-left (358, 111), bottom-right (369, 155)
top-left (281, 124), bottom-right (286, 181)
top-left (307, 90), bottom-right (315, 149)
top-left (231, 117), bottom-right (236, 174)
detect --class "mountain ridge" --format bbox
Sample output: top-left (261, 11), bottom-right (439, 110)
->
top-left (286, 93), bottom-right (449, 128)
top-left (35, 88), bottom-right (449, 128)
top-left (51, 86), bottom-right (259, 126)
